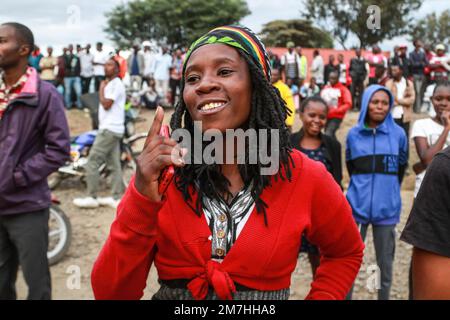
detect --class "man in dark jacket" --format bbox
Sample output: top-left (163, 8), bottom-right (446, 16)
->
top-left (0, 22), bottom-right (70, 300)
top-left (409, 40), bottom-right (429, 113)
top-left (324, 54), bottom-right (339, 86)
top-left (349, 48), bottom-right (367, 111)
top-left (389, 44), bottom-right (411, 79)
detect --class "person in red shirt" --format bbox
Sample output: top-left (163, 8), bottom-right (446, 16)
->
top-left (320, 71), bottom-right (352, 138)
top-left (91, 25), bottom-right (364, 300)
top-left (428, 44), bottom-right (449, 83)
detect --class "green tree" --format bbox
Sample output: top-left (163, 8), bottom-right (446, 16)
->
top-left (409, 10), bottom-right (450, 49)
top-left (105, 0), bottom-right (250, 48)
top-left (302, 0), bottom-right (423, 49)
top-left (259, 19), bottom-right (334, 48)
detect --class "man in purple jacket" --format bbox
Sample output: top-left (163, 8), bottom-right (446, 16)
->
top-left (0, 22), bottom-right (70, 300)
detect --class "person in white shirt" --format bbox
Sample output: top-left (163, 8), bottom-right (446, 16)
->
top-left (74, 58), bottom-right (126, 209)
top-left (280, 42), bottom-right (302, 86)
top-left (386, 64), bottom-right (415, 144)
top-left (411, 82), bottom-right (450, 197)
top-left (142, 41), bottom-right (156, 81)
top-left (79, 44), bottom-right (94, 94)
top-left (311, 49), bottom-right (324, 87)
top-left (337, 53), bottom-right (347, 85)
top-left (92, 42), bottom-right (109, 91)
top-left (153, 46), bottom-right (172, 105)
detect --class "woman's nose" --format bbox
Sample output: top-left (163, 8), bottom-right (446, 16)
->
top-left (195, 75), bottom-right (220, 94)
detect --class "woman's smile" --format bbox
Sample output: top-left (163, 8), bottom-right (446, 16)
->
top-left (197, 100), bottom-right (229, 114)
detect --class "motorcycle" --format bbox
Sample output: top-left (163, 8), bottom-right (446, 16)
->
top-left (48, 109), bottom-right (147, 190)
top-left (48, 194), bottom-right (71, 265)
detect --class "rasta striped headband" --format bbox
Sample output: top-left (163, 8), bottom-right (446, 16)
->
top-left (183, 25), bottom-right (271, 81)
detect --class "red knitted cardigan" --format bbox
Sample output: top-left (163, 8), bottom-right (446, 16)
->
top-left (91, 150), bottom-right (364, 300)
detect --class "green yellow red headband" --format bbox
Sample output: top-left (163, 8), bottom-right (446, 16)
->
top-left (183, 25), bottom-right (271, 81)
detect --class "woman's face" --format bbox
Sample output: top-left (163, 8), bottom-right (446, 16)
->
top-left (300, 101), bottom-right (328, 137)
top-left (367, 90), bottom-right (390, 125)
top-left (432, 86), bottom-right (450, 118)
top-left (183, 44), bottom-right (252, 132)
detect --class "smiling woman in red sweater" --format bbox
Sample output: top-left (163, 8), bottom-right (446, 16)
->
top-left (91, 25), bottom-right (364, 300)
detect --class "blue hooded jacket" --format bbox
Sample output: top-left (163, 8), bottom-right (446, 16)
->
top-left (346, 85), bottom-right (408, 225)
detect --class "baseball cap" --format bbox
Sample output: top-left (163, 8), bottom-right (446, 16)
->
top-left (286, 41), bottom-right (295, 48)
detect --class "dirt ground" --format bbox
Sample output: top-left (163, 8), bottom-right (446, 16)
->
top-left (16, 107), bottom-right (423, 300)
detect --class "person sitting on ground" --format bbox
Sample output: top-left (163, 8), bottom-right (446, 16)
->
top-left (140, 77), bottom-right (160, 109)
top-left (300, 77), bottom-right (320, 99)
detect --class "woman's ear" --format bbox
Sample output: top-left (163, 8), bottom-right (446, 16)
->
top-left (299, 110), bottom-right (304, 121)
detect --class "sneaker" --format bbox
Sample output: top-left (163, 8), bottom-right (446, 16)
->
top-left (97, 197), bottom-right (121, 209)
top-left (73, 197), bottom-right (99, 208)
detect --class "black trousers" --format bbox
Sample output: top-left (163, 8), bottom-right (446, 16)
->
top-left (169, 78), bottom-right (181, 104)
top-left (325, 118), bottom-right (342, 139)
top-left (394, 117), bottom-right (410, 161)
top-left (81, 76), bottom-right (92, 95)
top-left (350, 77), bottom-right (365, 111)
top-left (0, 208), bottom-right (51, 300)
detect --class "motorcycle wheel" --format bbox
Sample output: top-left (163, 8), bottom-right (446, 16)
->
top-left (48, 204), bottom-right (72, 266)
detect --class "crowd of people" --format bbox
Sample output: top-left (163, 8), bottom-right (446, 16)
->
top-left (269, 41), bottom-right (449, 138)
top-left (1, 21), bottom-right (449, 301)
top-left (27, 41), bottom-right (189, 110)
top-left (267, 39), bottom-right (450, 300)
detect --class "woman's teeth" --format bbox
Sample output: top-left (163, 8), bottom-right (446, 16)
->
top-left (200, 102), bottom-right (225, 111)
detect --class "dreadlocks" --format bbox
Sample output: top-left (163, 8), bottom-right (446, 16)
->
top-left (170, 50), bottom-right (294, 225)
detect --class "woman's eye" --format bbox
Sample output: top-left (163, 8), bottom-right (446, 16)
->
top-left (186, 75), bottom-right (199, 83)
top-left (219, 69), bottom-right (233, 76)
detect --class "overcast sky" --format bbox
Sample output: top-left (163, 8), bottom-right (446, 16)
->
top-left (1, 0), bottom-right (448, 54)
